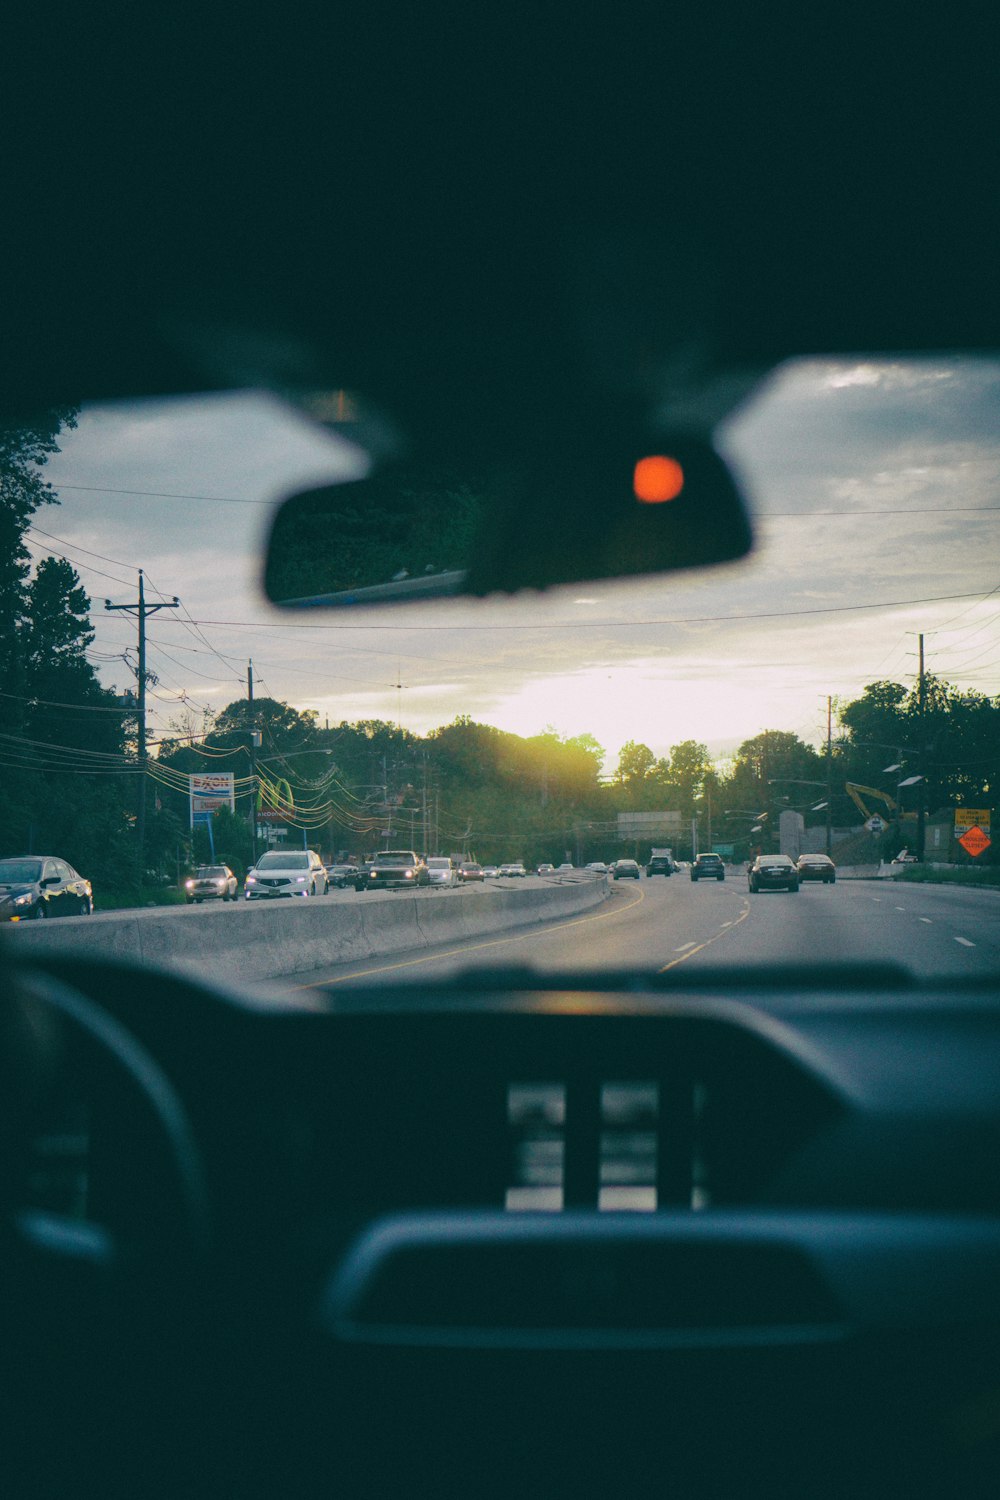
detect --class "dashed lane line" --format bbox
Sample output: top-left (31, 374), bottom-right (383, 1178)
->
top-left (658, 892), bottom-right (752, 973)
top-left (954, 936), bottom-right (976, 948)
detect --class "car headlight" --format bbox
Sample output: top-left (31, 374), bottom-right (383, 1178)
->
top-left (185, 879), bottom-right (195, 890)
top-left (293, 875), bottom-right (307, 884)
top-left (405, 869), bottom-right (414, 878)
top-left (246, 874), bottom-right (257, 885)
top-left (13, 891), bottom-right (32, 907)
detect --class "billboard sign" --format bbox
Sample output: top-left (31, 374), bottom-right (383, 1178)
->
top-left (189, 772), bottom-right (235, 826)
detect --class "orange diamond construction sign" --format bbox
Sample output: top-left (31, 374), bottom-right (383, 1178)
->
top-left (958, 825), bottom-right (991, 858)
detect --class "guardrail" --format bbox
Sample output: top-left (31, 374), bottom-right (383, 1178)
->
top-left (7, 878), bottom-right (611, 982)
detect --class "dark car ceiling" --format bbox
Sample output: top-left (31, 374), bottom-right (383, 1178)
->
top-left (4, 14), bottom-right (998, 460)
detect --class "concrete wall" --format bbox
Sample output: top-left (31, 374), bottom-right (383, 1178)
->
top-left (7, 879), bottom-right (611, 983)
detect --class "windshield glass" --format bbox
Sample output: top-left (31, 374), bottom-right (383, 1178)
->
top-left (0, 860), bottom-right (43, 884)
top-left (4, 359), bottom-right (997, 987)
top-left (256, 852), bottom-right (310, 870)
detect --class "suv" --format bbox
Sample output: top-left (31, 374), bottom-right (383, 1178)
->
top-left (646, 853), bottom-right (675, 877)
top-left (690, 853), bottom-right (726, 882)
top-left (244, 850), bottom-right (328, 900)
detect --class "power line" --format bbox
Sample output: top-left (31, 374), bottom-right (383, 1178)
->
top-left (172, 588), bottom-right (999, 632)
top-left (49, 481), bottom-right (274, 505)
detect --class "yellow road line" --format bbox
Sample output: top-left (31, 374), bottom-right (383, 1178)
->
top-left (658, 890), bottom-right (751, 972)
top-left (292, 883), bottom-right (648, 989)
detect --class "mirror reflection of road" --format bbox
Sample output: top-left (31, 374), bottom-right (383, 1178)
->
top-left (286, 875), bottom-right (1000, 996)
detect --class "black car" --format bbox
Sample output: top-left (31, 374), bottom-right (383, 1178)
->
top-left (690, 853), bottom-right (726, 882)
top-left (613, 858), bottom-right (640, 879)
top-left (326, 863), bottom-right (360, 889)
top-left (0, 855), bottom-right (93, 919)
top-left (796, 854), bottom-right (837, 885)
top-left (646, 854), bottom-right (675, 877)
top-left (748, 854), bottom-right (800, 893)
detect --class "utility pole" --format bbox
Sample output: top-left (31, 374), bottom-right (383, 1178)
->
top-left (248, 660), bottom-right (259, 864)
top-left (105, 572), bottom-right (179, 881)
top-left (825, 696), bottom-right (833, 857)
top-left (916, 633), bottom-right (926, 860)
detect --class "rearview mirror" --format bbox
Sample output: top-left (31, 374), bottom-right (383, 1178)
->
top-left (263, 434), bottom-right (753, 607)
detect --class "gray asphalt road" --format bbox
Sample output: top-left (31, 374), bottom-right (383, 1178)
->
top-left (279, 874), bottom-right (1000, 991)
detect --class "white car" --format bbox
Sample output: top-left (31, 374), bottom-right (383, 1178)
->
top-left (244, 849), bottom-right (328, 900)
top-left (426, 857), bottom-right (458, 887)
top-left (585, 862), bottom-right (608, 874)
top-left (500, 862), bottom-right (527, 877)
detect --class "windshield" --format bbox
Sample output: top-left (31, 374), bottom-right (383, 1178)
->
top-left (256, 852), bottom-right (310, 870)
top-left (0, 860), bottom-right (43, 884)
top-left (3, 359), bottom-right (997, 987)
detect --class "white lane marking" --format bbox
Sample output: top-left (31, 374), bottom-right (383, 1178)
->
top-left (894, 906), bottom-right (906, 911)
top-left (719, 921), bottom-right (733, 928)
top-left (871, 897), bottom-right (882, 902)
top-left (674, 941), bottom-right (697, 952)
top-left (954, 936), bottom-right (976, 948)
top-left (919, 917), bottom-right (932, 924)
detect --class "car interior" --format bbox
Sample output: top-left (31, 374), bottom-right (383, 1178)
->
top-left (3, 15), bottom-right (1000, 1499)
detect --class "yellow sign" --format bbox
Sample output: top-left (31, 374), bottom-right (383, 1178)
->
top-left (955, 808), bottom-right (991, 837)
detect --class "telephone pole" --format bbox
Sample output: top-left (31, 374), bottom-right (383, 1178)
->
top-left (825, 696), bottom-right (833, 857)
top-left (248, 660), bottom-right (259, 863)
top-left (105, 572), bottom-right (179, 880)
top-left (916, 633), bottom-right (926, 860)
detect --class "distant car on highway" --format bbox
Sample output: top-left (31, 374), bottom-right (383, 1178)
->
top-left (0, 855), bottom-right (93, 919)
top-left (646, 852), bottom-right (676, 877)
top-left (244, 849), bottom-right (328, 900)
top-left (796, 854), bottom-right (836, 885)
top-left (585, 861), bottom-right (609, 874)
top-left (458, 862), bottom-right (484, 882)
top-left (499, 862), bottom-right (527, 877)
top-left (536, 862), bottom-right (556, 875)
top-left (185, 865), bottom-right (238, 903)
top-left (556, 862), bottom-right (574, 872)
top-left (326, 862), bottom-right (360, 888)
top-left (748, 854), bottom-right (799, 893)
top-left (691, 853), bottom-right (726, 882)
top-left (365, 850), bottom-right (430, 889)
top-left (426, 856), bottom-right (458, 887)
top-left (613, 858), bottom-right (640, 880)
top-left (482, 865), bottom-right (500, 878)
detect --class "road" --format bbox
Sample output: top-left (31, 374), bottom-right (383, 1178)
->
top-left (278, 874), bottom-right (1000, 992)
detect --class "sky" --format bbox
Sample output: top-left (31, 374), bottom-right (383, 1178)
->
top-left (26, 358), bottom-right (1000, 774)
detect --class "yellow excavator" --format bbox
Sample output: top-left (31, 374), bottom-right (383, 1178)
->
top-left (845, 783), bottom-right (898, 822)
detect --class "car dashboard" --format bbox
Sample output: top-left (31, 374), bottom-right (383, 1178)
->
top-left (4, 953), bottom-right (1000, 1498)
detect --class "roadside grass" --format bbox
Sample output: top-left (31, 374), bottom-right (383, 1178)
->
top-left (894, 865), bottom-right (1000, 889)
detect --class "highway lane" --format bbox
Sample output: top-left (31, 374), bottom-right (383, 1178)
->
top-left (281, 873), bottom-right (1000, 991)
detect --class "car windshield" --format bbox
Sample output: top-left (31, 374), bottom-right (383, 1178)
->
top-left (256, 852), bottom-right (310, 870)
top-left (3, 358), bottom-right (997, 988)
top-left (197, 867), bottom-right (228, 878)
top-left (0, 860), bottom-right (43, 884)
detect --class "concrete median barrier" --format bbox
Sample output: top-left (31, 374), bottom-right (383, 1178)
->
top-left (7, 877), bottom-right (610, 982)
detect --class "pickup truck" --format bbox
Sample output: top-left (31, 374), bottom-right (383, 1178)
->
top-left (364, 850), bottom-right (430, 889)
